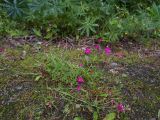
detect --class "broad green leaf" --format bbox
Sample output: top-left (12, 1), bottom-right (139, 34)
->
top-left (93, 111), bottom-right (98, 120)
top-left (35, 75), bottom-right (41, 81)
top-left (33, 29), bottom-right (41, 37)
top-left (103, 112), bottom-right (116, 120)
top-left (74, 117), bottom-right (82, 120)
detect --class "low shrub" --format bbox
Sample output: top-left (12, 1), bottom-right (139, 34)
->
top-left (0, 0), bottom-right (160, 42)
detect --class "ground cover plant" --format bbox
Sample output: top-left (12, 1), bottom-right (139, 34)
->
top-left (0, 0), bottom-right (160, 120)
top-left (0, 38), bottom-right (160, 119)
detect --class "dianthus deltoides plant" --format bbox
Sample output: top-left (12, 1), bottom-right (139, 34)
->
top-left (0, 0), bottom-right (160, 41)
top-left (45, 41), bottom-right (125, 119)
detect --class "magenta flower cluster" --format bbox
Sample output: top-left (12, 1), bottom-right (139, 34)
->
top-left (105, 47), bottom-right (112, 55)
top-left (77, 38), bottom-right (112, 92)
top-left (0, 48), bottom-right (4, 53)
top-left (117, 103), bottom-right (125, 112)
top-left (84, 47), bottom-right (92, 55)
top-left (76, 37), bottom-right (125, 113)
top-left (76, 76), bottom-right (85, 91)
top-left (84, 38), bottom-right (112, 56)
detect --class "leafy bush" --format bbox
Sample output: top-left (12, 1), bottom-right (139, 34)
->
top-left (0, 0), bottom-right (28, 18)
top-left (0, 0), bottom-right (160, 42)
top-left (0, 11), bottom-right (27, 36)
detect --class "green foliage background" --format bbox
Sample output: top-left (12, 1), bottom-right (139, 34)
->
top-left (0, 0), bottom-right (160, 42)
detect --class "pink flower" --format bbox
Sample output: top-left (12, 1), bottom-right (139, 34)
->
top-left (84, 48), bottom-right (91, 55)
top-left (79, 64), bottom-right (83, 67)
top-left (117, 103), bottom-right (125, 112)
top-left (76, 85), bottom-right (81, 91)
top-left (77, 76), bottom-right (84, 84)
top-left (111, 99), bottom-right (115, 105)
top-left (97, 38), bottom-right (103, 43)
top-left (0, 48), bottom-right (4, 53)
top-left (105, 47), bottom-right (112, 55)
top-left (94, 44), bottom-right (100, 50)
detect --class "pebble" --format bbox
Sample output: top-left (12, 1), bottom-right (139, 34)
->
top-left (110, 62), bottom-right (118, 68)
top-left (15, 86), bottom-right (23, 90)
top-left (122, 73), bottom-right (128, 77)
top-left (37, 41), bottom-right (42, 45)
top-left (109, 69), bottom-right (119, 74)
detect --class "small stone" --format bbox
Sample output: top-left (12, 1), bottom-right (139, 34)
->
top-left (109, 69), bottom-right (119, 74)
top-left (37, 42), bottom-right (42, 45)
top-left (122, 74), bottom-right (127, 77)
top-left (110, 62), bottom-right (118, 68)
top-left (81, 47), bottom-right (86, 50)
top-left (20, 50), bottom-right (27, 60)
top-left (76, 104), bottom-right (81, 109)
top-left (16, 86), bottom-right (23, 90)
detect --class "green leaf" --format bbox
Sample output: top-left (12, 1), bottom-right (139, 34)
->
top-left (103, 112), bottom-right (116, 120)
top-left (93, 111), bottom-right (98, 120)
top-left (99, 93), bottom-right (108, 97)
top-left (2, 0), bottom-right (26, 18)
top-left (33, 29), bottom-right (41, 37)
top-left (35, 75), bottom-right (41, 81)
top-left (74, 117), bottom-right (82, 120)
top-left (79, 17), bottom-right (98, 36)
top-left (44, 32), bottom-right (53, 39)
